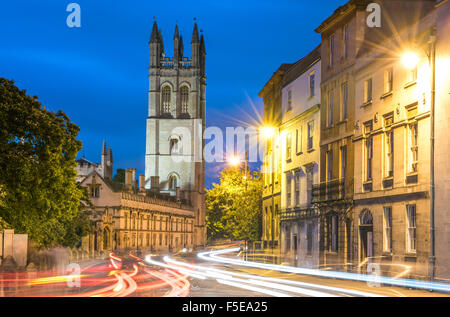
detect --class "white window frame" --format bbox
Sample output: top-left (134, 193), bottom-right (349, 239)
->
top-left (340, 145), bottom-right (347, 180)
top-left (307, 121), bottom-right (314, 150)
top-left (385, 129), bottom-right (394, 178)
top-left (408, 122), bottom-right (418, 173)
top-left (364, 121), bottom-right (373, 181)
top-left (342, 24), bottom-right (349, 59)
top-left (384, 68), bottom-right (393, 94)
top-left (286, 172), bottom-right (292, 207)
top-left (309, 72), bottom-right (315, 97)
top-left (328, 90), bottom-right (334, 127)
top-left (287, 89), bottom-right (292, 112)
top-left (286, 133), bottom-right (292, 161)
top-left (296, 127), bottom-right (303, 154)
top-left (294, 170), bottom-right (300, 206)
top-left (383, 206), bottom-right (393, 253)
top-left (341, 82), bottom-right (348, 121)
top-left (327, 150), bottom-right (333, 181)
top-left (329, 34), bottom-right (335, 67)
top-left (364, 78), bottom-right (373, 104)
top-left (406, 204), bottom-right (417, 253)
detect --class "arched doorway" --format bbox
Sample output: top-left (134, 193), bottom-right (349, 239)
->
top-left (359, 209), bottom-right (374, 266)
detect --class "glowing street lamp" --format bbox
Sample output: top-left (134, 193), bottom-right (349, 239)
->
top-left (228, 155), bottom-right (240, 167)
top-left (261, 126), bottom-right (275, 139)
top-left (402, 52), bottom-right (420, 69)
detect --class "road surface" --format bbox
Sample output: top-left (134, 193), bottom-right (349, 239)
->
top-left (0, 246), bottom-right (448, 297)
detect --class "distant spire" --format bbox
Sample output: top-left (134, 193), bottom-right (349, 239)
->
top-left (191, 23), bottom-right (199, 44)
top-left (200, 33), bottom-right (206, 54)
top-left (174, 24), bottom-right (179, 40)
top-left (179, 35), bottom-right (184, 57)
top-left (158, 29), bottom-right (165, 55)
top-left (150, 21), bottom-right (159, 43)
top-left (108, 147), bottom-right (113, 164)
top-left (102, 140), bottom-right (107, 155)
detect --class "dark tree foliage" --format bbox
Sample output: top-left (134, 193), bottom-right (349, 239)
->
top-left (113, 168), bottom-right (125, 184)
top-left (0, 78), bottom-right (90, 247)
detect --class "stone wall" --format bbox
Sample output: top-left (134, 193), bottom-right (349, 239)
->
top-left (0, 229), bottom-right (28, 270)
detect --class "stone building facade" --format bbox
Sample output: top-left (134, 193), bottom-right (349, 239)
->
top-left (259, 64), bottom-right (290, 249)
top-left (352, 1), bottom-right (436, 279)
top-left (435, 0), bottom-right (450, 282)
top-left (278, 46), bottom-right (321, 268)
top-left (145, 22), bottom-right (206, 247)
top-left (313, 0), bottom-right (365, 271)
top-left (259, 0), bottom-right (450, 281)
top-left (75, 22), bottom-right (207, 255)
top-left (79, 171), bottom-right (195, 255)
top-left (353, 7), bottom-right (434, 278)
top-left (75, 140), bottom-right (113, 183)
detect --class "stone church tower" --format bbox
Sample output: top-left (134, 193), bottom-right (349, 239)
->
top-left (145, 21), bottom-right (206, 247)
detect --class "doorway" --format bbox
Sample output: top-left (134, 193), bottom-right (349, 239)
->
top-left (359, 209), bottom-right (373, 271)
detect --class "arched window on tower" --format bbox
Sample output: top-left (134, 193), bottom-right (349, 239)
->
top-left (169, 137), bottom-right (179, 155)
top-left (180, 86), bottom-right (189, 114)
top-left (168, 174), bottom-right (178, 191)
top-left (161, 86), bottom-right (171, 114)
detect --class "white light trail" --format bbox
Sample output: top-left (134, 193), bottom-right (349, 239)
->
top-left (216, 279), bottom-right (291, 297)
top-left (198, 247), bottom-right (450, 293)
top-left (147, 255), bottom-right (341, 296)
top-left (144, 256), bottom-right (206, 280)
top-left (164, 256), bottom-right (382, 297)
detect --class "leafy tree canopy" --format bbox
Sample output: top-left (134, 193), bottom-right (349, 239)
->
top-left (0, 78), bottom-right (90, 247)
top-left (206, 167), bottom-right (263, 243)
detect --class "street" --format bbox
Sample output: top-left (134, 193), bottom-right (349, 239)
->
top-left (1, 246), bottom-right (449, 297)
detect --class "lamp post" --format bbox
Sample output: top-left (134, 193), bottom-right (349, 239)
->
top-left (261, 126), bottom-right (277, 260)
top-left (227, 154), bottom-right (247, 256)
top-left (402, 27), bottom-right (436, 280)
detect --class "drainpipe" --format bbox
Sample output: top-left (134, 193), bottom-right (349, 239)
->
top-left (428, 28), bottom-right (436, 281)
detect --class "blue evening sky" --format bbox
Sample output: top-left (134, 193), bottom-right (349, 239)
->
top-left (0, 0), bottom-right (346, 188)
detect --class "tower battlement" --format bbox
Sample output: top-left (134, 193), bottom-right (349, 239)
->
top-left (145, 21), bottom-right (206, 247)
top-left (149, 21), bottom-right (205, 73)
top-left (160, 56), bottom-right (192, 69)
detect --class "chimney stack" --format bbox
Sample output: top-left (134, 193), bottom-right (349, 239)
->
top-left (139, 174), bottom-right (145, 191)
top-left (131, 168), bottom-right (137, 189)
top-left (125, 169), bottom-right (133, 190)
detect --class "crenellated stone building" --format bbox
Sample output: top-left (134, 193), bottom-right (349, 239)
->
top-left (79, 169), bottom-right (195, 255)
top-left (76, 143), bottom-right (196, 255)
top-left (76, 22), bottom-right (207, 256)
top-left (145, 22), bottom-right (206, 247)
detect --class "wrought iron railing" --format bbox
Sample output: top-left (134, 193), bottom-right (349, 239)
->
top-left (277, 205), bottom-right (318, 221)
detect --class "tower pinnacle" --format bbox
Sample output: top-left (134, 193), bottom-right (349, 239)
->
top-left (150, 21), bottom-right (159, 43)
top-left (191, 23), bottom-right (199, 44)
